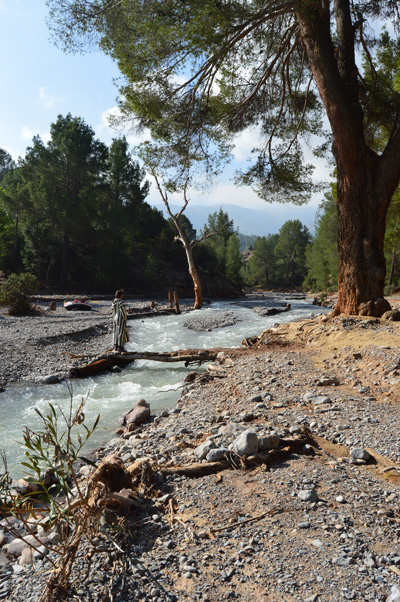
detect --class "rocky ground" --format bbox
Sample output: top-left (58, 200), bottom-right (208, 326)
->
top-left (2, 299), bottom-right (400, 602)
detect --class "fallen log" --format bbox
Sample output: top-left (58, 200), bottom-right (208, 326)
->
top-left (158, 437), bottom-right (314, 478)
top-left (70, 349), bottom-right (220, 378)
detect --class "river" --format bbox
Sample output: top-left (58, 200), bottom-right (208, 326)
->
top-left (0, 295), bottom-right (328, 477)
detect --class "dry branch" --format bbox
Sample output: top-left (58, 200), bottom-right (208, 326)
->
top-left (70, 349), bottom-right (221, 378)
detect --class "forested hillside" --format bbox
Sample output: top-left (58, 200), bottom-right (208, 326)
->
top-left (0, 117), bottom-right (243, 296)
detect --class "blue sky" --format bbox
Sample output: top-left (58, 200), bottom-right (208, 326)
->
top-left (0, 0), bottom-right (330, 234)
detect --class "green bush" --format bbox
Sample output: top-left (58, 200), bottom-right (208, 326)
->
top-left (0, 272), bottom-right (38, 314)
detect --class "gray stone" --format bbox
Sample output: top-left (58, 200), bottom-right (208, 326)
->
top-left (43, 374), bottom-right (61, 384)
top-left (387, 585), bottom-right (400, 602)
top-left (350, 447), bottom-right (371, 461)
top-left (316, 376), bottom-right (339, 386)
top-left (4, 534), bottom-right (49, 556)
top-left (194, 439), bottom-right (216, 460)
top-left (298, 489), bottom-right (319, 503)
top-left (298, 521), bottom-right (311, 529)
top-left (335, 557), bottom-right (355, 566)
top-left (218, 422), bottom-right (240, 436)
top-left (233, 430), bottom-right (259, 456)
top-left (206, 448), bottom-right (229, 462)
top-left (12, 565), bottom-right (25, 574)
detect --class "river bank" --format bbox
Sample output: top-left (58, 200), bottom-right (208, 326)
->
top-left (0, 298), bottom-right (195, 390)
top-left (2, 299), bottom-right (400, 601)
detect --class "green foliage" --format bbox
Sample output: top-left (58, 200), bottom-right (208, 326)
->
top-left (20, 114), bottom-right (108, 288)
top-left (225, 234), bottom-right (243, 286)
top-left (143, 251), bottom-right (159, 285)
top-left (0, 272), bottom-right (37, 314)
top-left (46, 0), bottom-right (324, 202)
top-left (1, 120), bottom-right (155, 291)
top-left (384, 191), bottom-right (400, 288)
top-left (46, 0), bottom-right (400, 313)
top-left (304, 194), bottom-right (339, 292)
top-left (200, 208), bottom-right (242, 284)
top-left (20, 391), bottom-right (99, 500)
top-left (0, 390), bottom-right (100, 602)
top-left (0, 205), bottom-right (14, 271)
top-left (0, 148), bottom-right (15, 182)
top-left (245, 234), bottom-right (279, 289)
top-left (274, 220), bottom-right (311, 288)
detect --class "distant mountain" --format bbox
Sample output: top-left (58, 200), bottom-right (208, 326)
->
top-left (151, 202), bottom-right (318, 236)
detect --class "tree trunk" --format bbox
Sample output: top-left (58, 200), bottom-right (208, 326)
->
top-left (296, 8), bottom-right (400, 316)
top-left (333, 162), bottom-right (391, 317)
top-left (12, 214), bottom-right (19, 271)
top-left (186, 249), bottom-right (203, 309)
top-left (59, 230), bottom-right (70, 290)
top-left (388, 246), bottom-right (396, 287)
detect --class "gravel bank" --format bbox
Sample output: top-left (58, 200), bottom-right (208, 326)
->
top-left (2, 312), bottom-right (400, 601)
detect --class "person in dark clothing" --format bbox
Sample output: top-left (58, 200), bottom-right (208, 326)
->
top-left (112, 290), bottom-right (129, 352)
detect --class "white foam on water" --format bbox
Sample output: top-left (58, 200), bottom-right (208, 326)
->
top-left (0, 299), bottom-right (327, 476)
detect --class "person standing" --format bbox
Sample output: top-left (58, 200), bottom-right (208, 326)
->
top-left (112, 290), bottom-right (129, 352)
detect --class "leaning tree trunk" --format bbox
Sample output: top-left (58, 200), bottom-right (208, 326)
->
top-left (334, 163), bottom-right (392, 317)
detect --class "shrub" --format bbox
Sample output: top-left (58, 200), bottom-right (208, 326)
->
top-left (0, 387), bottom-right (100, 602)
top-left (0, 272), bottom-right (38, 314)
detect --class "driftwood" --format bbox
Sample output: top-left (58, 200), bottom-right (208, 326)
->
top-left (70, 349), bottom-right (220, 378)
top-left (159, 436), bottom-right (315, 479)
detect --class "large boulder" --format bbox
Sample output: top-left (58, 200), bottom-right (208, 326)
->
top-left (120, 399), bottom-right (151, 427)
top-left (233, 430), bottom-right (259, 456)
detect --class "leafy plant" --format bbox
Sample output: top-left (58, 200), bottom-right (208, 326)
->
top-left (0, 386), bottom-right (101, 602)
top-left (0, 272), bottom-right (38, 314)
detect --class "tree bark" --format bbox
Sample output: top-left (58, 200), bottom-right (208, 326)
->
top-left (334, 163), bottom-right (391, 316)
top-left (297, 5), bottom-right (400, 316)
top-left (152, 177), bottom-right (204, 309)
top-left (59, 230), bottom-right (70, 290)
top-left (388, 246), bottom-right (396, 287)
top-left (185, 246), bottom-right (203, 309)
top-left (70, 349), bottom-right (219, 378)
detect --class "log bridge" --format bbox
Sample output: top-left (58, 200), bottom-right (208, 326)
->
top-left (69, 349), bottom-right (221, 378)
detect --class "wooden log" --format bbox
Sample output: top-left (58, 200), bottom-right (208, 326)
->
top-left (173, 291), bottom-right (181, 314)
top-left (158, 438), bottom-right (313, 478)
top-left (159, 460), bottom-right (230, 478)
top-left (70, 348), bottom-right (220, 378)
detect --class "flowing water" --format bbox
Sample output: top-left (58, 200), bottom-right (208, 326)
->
top-left (0, 296), bottom-right (327, 477)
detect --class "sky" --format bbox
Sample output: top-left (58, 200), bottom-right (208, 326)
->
top-left (0, 0), bottom-right (332, 235)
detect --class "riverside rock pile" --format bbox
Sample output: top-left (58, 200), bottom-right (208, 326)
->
top-left (2, 309), bottom-right (400, 601)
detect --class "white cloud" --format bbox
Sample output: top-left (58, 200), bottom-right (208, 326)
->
top-left (231, 126), bottom-right (262, 163)
top-left (21, 126), bottom-right (35, 140)
top-left (38, 86), bottom-right (64, 109)
top-left (21, 126), bottom-right (50, 145)
top-left (96, 106), bottom-right (152, 147)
